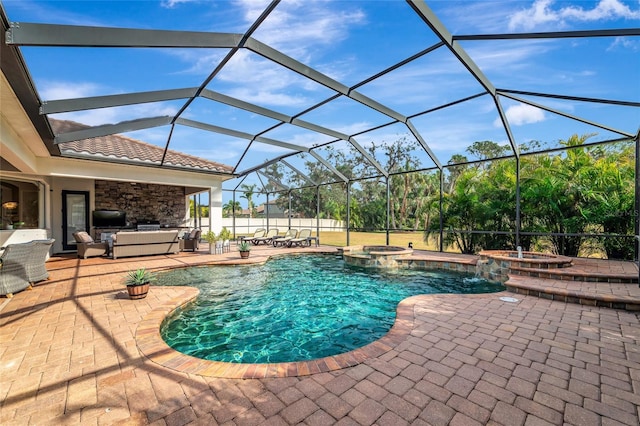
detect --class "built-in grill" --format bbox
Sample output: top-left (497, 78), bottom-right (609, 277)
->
top-left (137, 220), bottom-right (161, 231)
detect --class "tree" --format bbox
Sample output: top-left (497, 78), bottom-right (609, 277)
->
top-left (466, 140), bottom-right (511, 161)
top-left (189, 199), bottom-right (208, 218)
top-left (520, 134), bottom-right (621, 257)
top-left (445, 154), bottom-right (469, 193)
top-left (222, 200), bottom-right (242, 218)
top-left (432, 168), bottom-right (484, 254)
top-left (240, 184), bottom-right (257, 218)
top-left (411, 171), bottom-right (440, 231)
top-left (583, 143), bottom-right (635, 259)
top-left (262, 163), bottom-right (286, 193)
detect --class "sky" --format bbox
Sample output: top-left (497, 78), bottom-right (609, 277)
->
top-left (2, 0), bottom-right (639, 206)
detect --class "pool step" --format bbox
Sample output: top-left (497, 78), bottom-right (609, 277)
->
top-left (508, 265), bottom-right (638, 284)
top-left (505, 275), bottom-right (640, 311)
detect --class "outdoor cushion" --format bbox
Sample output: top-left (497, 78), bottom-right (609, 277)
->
top-left (73, 231), bottom-right (94, 243)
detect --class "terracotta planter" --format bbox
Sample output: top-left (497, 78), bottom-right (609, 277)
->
top-left (126, 283), bottom-right (150, 300)
top-left (240, 251), bottom-right (250, 259)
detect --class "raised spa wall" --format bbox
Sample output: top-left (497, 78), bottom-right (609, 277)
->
top-left (340, 245), bottom-right (414, 268)
top-left (339, 245), bottom-right (479, 274)
top-left (476, 250), bottom-right (573, 283)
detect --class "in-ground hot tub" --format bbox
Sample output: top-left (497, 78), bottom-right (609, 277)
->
top-left (341, 245), bottom-right (413, 268)
top-left (477, 250), bottom-right (573, 282)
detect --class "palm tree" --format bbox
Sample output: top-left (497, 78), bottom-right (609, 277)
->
top-left (240, 184), bottom-right (257, 218)
top-left (222, 200), bottom-right (242, 218)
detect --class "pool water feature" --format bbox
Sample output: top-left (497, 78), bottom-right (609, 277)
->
top-left (158, 254), bottom-right (504, 364)
top-left (341, 244), bottom-right (413, 268)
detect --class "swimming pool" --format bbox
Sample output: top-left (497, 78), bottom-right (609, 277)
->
top-left (158, 254), bottom-right (503, 364)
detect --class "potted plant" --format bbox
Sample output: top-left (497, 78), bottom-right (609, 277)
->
top-left (203, 230), bottom-right (218, 254)
top-left (218, 227), bottom-right (232, 252)
top-left (125, 268), bottom-right (156, 300)
top-left (238, 241), bottom-right (251, 258)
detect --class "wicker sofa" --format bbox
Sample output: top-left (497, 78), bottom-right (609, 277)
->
top-left (111, 230), bottom-right (180, 259)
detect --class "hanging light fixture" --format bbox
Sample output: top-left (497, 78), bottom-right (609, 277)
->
top-left (2, 201), bottom-right (18, 209)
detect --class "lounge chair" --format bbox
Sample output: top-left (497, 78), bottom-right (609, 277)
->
top-left (180, 228), bottom-right (201, 251)
top-left (238, 228), bottom-right (265, 244)
top-left (287, 229), bottom-right (312, 247)
top-left (252, 228), bottom-right (279, 245)
top-left (73, 231), bottom-right (109, 259)
top-left (26, 239), bottom-right (54, 283)
top-left (0, 241), bottom-right (34, 297)
top-left (273, 229), bottom-right (298, 247)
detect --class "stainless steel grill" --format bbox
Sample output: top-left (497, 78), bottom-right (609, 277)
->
top-left (137, 224), bottom-right (160, 231)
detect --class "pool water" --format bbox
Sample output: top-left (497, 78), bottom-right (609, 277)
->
top-left (158, 254), bottom-right (503, 364)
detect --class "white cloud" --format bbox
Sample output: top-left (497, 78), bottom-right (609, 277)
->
top-left (608, 36), bottom-right (640, 51)
top-left (42, 81), bottom-right (179, 126)
top-left (333, 122), bottom-right (374, 136)
top-left (50, 101), bottom-right (179, 127)
top-left (170, 50), bottom-right (229, 75)
top-left (466, 41), bottom-right (553, 73)
top-left (51, 110), bottom-right (121, 127)
top-left (237, 0), bottom-right (366, 54)
top-left (38, 81), bottom-right (102, 101)
top-left (495, 103), bottom-right (546, 127)
top-left (161, 0), bottom-right (200, 9)
top-left (509, 0), bottom-right (640, 31)
top-left (214, 49), bottom-right (320, 107)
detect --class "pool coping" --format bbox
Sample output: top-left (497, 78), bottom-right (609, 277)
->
top-left (135, 251), bottom-right (499, 377)
top-left (136, 286), bottom-right (419, 378)
top-left (134, 250), bottom-right (638, 378)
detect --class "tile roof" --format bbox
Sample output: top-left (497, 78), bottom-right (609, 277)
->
top-left (50, 119), bottom-right (234, 174)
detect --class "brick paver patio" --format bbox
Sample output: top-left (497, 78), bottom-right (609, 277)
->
top-left (1, 244), bottom-right (639, 425)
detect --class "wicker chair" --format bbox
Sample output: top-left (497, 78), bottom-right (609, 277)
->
top-left (0, 241), bottom-right (35, 297)
top-left (73, 231), bottom-right (108, 259)
top-left (26, 239), bottom-right (54, 283)
top-left (180, 229), bottom-right (201, 252)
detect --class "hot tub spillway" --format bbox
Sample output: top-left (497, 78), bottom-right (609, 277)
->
top-left (340, 245), bottom-right (413, 268)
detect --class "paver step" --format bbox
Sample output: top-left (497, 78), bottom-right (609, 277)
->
top-left (508, 265), bottom-right (638, 284)
top-left (505, 275), bottom-right (640, 311)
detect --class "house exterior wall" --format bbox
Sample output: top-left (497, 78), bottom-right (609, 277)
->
top-left (94, 180), bottom-right (187, 227)
top-left (1, 57), bottom-right (227, 255)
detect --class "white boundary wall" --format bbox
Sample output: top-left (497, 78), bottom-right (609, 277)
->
top-left (189, 217), bottom-right (344, 234)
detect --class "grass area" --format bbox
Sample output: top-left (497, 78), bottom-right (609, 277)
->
top-left (235, 230), bottom-right (612, 258)
top-left (318, 231), bottom-right (441, 251)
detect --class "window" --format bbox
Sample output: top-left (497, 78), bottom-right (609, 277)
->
top-left (1, 179), bottom-right (40, 229)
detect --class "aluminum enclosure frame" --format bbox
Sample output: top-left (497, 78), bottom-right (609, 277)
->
top-left (3, 0), bottom-right (639, 271)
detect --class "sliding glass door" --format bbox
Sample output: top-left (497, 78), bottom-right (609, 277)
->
top-left (62, 190), bottom-right (89, 251)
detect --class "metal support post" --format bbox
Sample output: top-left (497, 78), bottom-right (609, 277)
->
top-left (346, 182), bottom-right (351, 246)
top-left (386, 176), bottom-right (390, 245)
top-left (439, 170), bottom-right (444, 252)
top-left (515, 156), bottom-right (521, 248)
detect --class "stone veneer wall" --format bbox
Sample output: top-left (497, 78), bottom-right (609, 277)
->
top-left (95, 180), bottom-right (186, 227)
